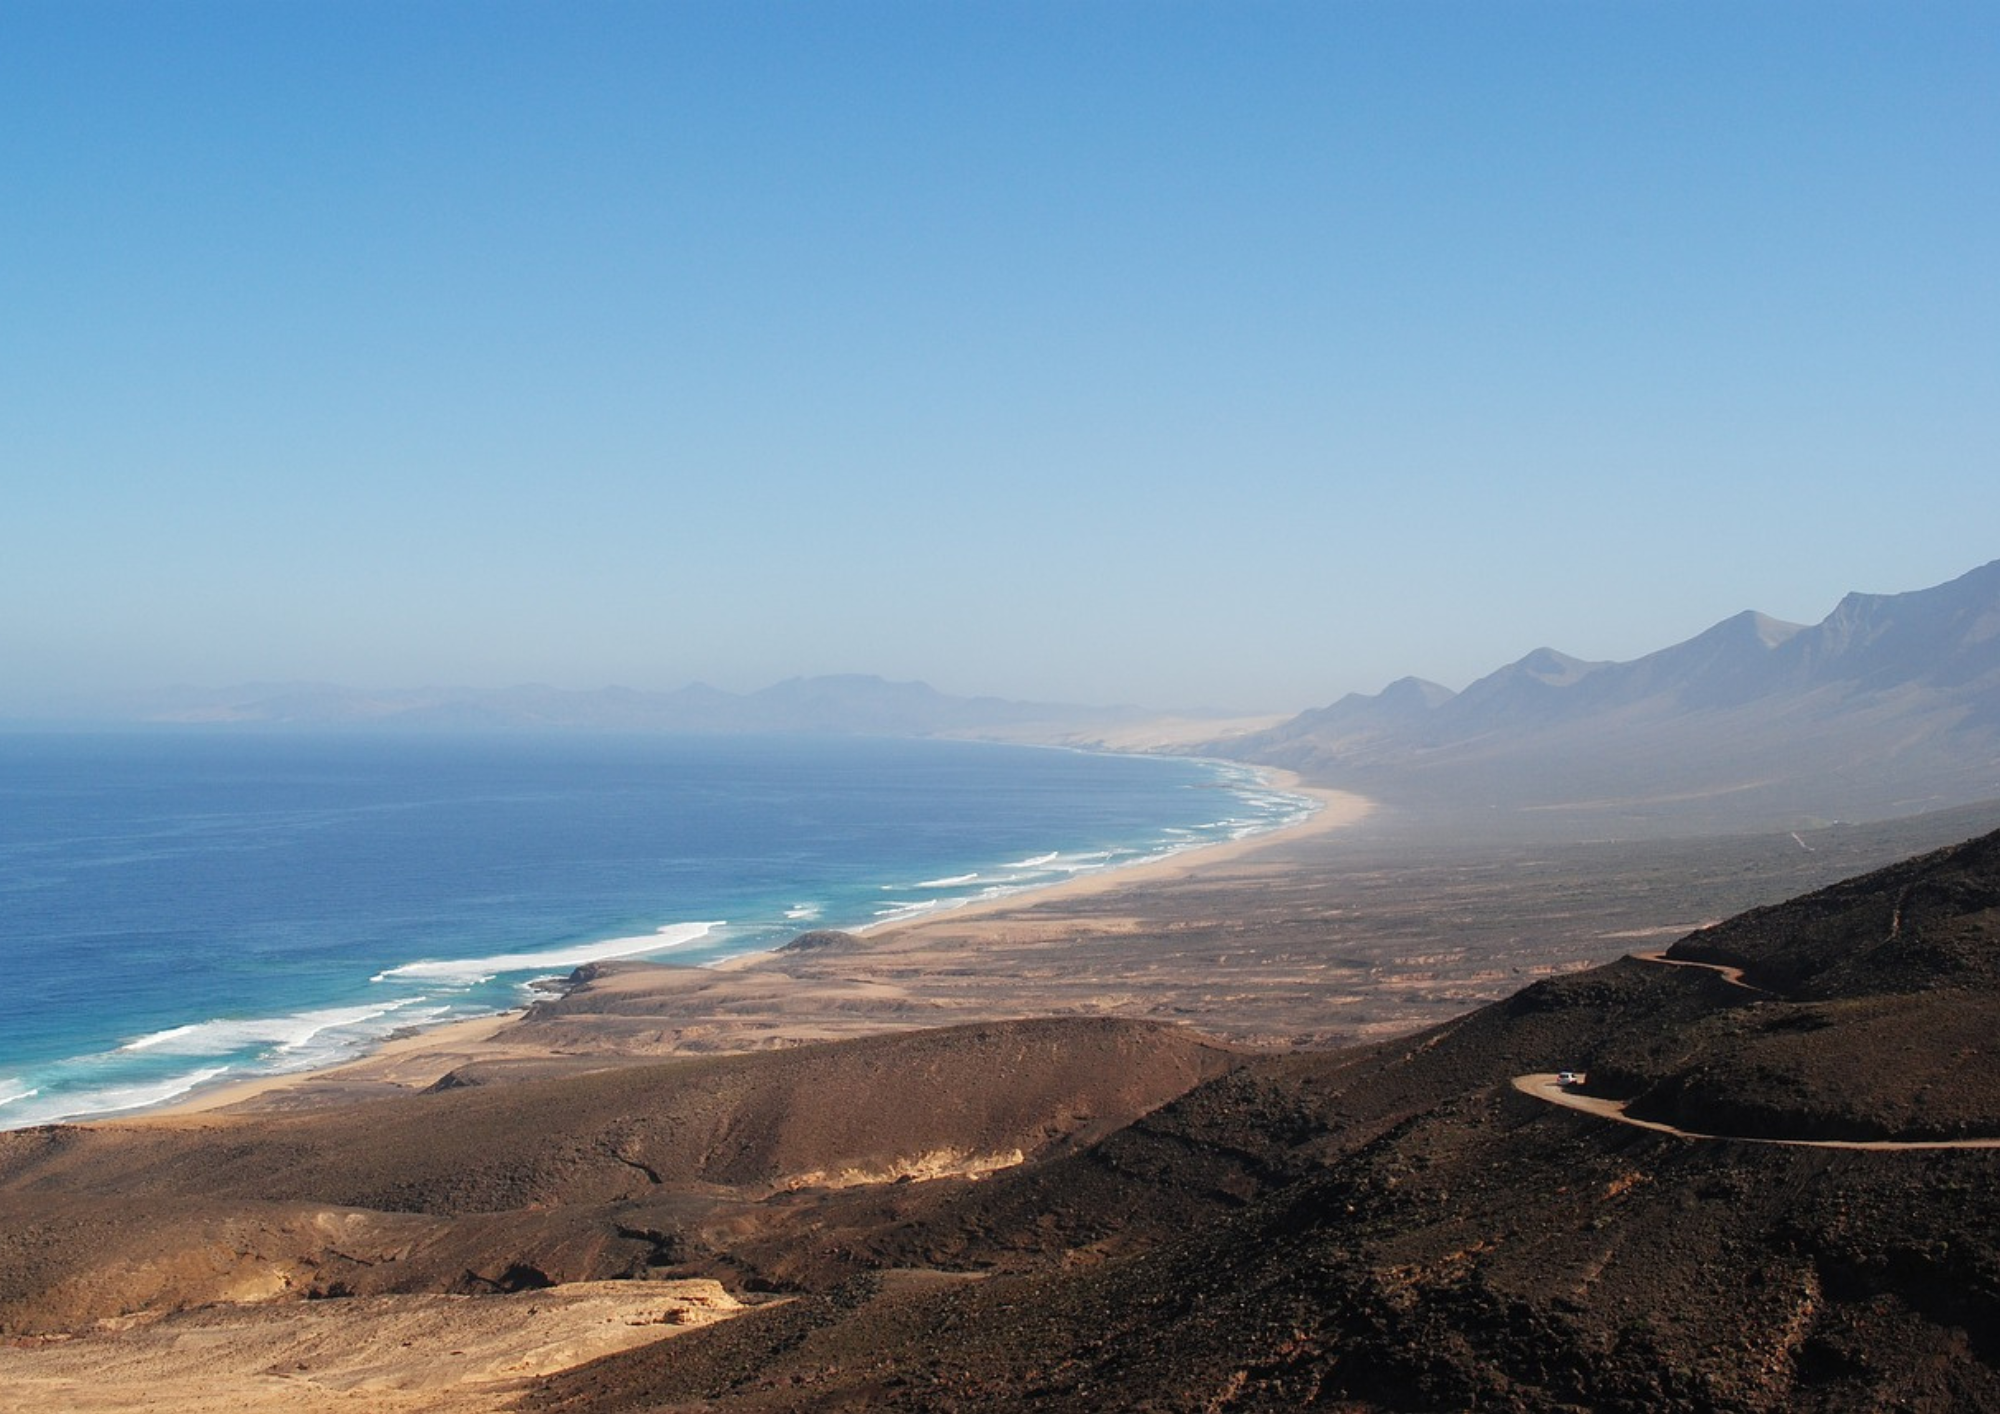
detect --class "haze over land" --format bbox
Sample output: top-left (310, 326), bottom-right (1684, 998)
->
top-left (3, 4), bottom-right (1995, 715)
top-left (1226, 557), bottom-right (2000, 835)
top-left (49, 557), bottom-right (2000, 840)
top-left (7, 8), bottom-right (2000, 1409)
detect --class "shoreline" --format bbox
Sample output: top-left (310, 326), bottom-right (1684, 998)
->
top-left (846, 768), bottom-right (1363, 940)
top-left (128, 765), bottom-right (1370, 1124)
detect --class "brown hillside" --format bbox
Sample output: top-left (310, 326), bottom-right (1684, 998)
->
top-left (8, 830), bottom-right (2000, 1410)
top-left (0, 1017), bottom-right (1234, 1334)
top-left (524, 831), bottom-right (2000, 1412)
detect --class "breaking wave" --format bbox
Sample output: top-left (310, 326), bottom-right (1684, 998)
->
top-left (373, 921), bottom-right (724, 983)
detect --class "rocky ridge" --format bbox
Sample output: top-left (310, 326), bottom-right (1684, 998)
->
top-left (1226, 559), bottom-right (2000, 836)
top-left (5, 831), bottom-right (2000, 1410)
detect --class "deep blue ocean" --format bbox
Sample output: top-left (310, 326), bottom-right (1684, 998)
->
top-left (0, 732), bottom-right (1309, 1128)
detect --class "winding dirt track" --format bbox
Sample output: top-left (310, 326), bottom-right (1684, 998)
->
top-left (1627, 950), bottom-right (1768, 992)
top-left (1513, 952), bottom-right (2000, 1152)
top-left (1512, 1074), bottom-right (2000, 1151)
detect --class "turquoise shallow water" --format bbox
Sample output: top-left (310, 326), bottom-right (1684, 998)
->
top-left (0, 731), bottom-right (1311, 1127)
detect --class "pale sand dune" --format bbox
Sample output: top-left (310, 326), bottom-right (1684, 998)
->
top-left (0, 1280), bottom-right (745, 1414)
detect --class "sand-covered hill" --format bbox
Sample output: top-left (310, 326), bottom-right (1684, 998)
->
top-left (6, 825), bottom-right (2000, 1411)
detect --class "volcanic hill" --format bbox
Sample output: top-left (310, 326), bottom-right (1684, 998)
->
top-left (4, 830), bottom-right (2000, 1410)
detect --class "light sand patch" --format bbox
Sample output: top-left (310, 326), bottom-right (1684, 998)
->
top-left (779, 1146), bottom-right (1028, 1191)
top-left (0, 1280), bottom-right (747, 1414)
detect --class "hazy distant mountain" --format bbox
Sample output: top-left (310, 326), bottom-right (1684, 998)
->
top-left (1229, 559), bottom-right (2000, 834)
top-left (91, 673), bottom-right (1164, 741)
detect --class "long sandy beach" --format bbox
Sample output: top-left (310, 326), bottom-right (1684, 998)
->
top-left (144, 760), bottom-right (1975, 1128)
top-left (142, 772), bottom-right (1373, 1121)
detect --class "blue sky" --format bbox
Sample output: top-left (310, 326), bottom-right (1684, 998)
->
top-left (4, 1), bottom-right (1995, 713)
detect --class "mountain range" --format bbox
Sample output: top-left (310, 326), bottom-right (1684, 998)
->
top-left (88, 674), bottom-right (1166, 740)
top-left (29, 560), bottom-right (2000, 834)
top-left (1223, 558), bottom-right (2000, 836)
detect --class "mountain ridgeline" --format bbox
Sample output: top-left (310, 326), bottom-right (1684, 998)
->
top-left (61, 560), bottom-right (2000, 842)
top-left (1226, 559), bottom-right (2000, 835)
top-left (116, 673), bottom-right (1162, 739)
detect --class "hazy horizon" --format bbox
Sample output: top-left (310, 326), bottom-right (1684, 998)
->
top-left (13, 552), bottom-right (1996, 729)
top-left (5, 3), bottom-right (1995, 716)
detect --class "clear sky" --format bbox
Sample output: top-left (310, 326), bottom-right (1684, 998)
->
top-left (4, 1), bottom-right (1995, 714)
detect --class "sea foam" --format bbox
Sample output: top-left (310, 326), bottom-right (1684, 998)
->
top-left (2, 736), bottom-right (1321, 1130)
top-left (373, 921), bottom-right (724, 983)
top-left (120, 1000), bottom-right (420, 1056)
top-left (3, 1067), bottom-right (229, 1128)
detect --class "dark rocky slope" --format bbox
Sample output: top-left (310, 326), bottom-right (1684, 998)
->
top-left (6, 832), bottom-right (2000, 1409)
top-left (527, 831), bottom-right (2000, 1412)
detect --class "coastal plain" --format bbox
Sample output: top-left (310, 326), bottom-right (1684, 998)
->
top-left (8, 784), bottom-right (2000, 1410)
top-left (147, 788), bottom-right (2000, 1112)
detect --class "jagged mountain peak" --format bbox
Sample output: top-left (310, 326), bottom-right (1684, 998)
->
top-left (1226, 559), bottom-right (2000, 832)
top-left (1513, 646), bottom-right (1601, 684)
top-left (1717, 607), bottom-right (1808, 648)
top-left (1778, 557), bottom-right (2000, 690)
top-left (1376, 675), bottom-right (1457, 710)
top-left (112, 674), bottom-right (1158, 739)
top-left (1442, 646), bottom-right (1607, 723)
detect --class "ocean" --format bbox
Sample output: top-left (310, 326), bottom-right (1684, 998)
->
top-left (0, 731), bottom-right (1310, 1129)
